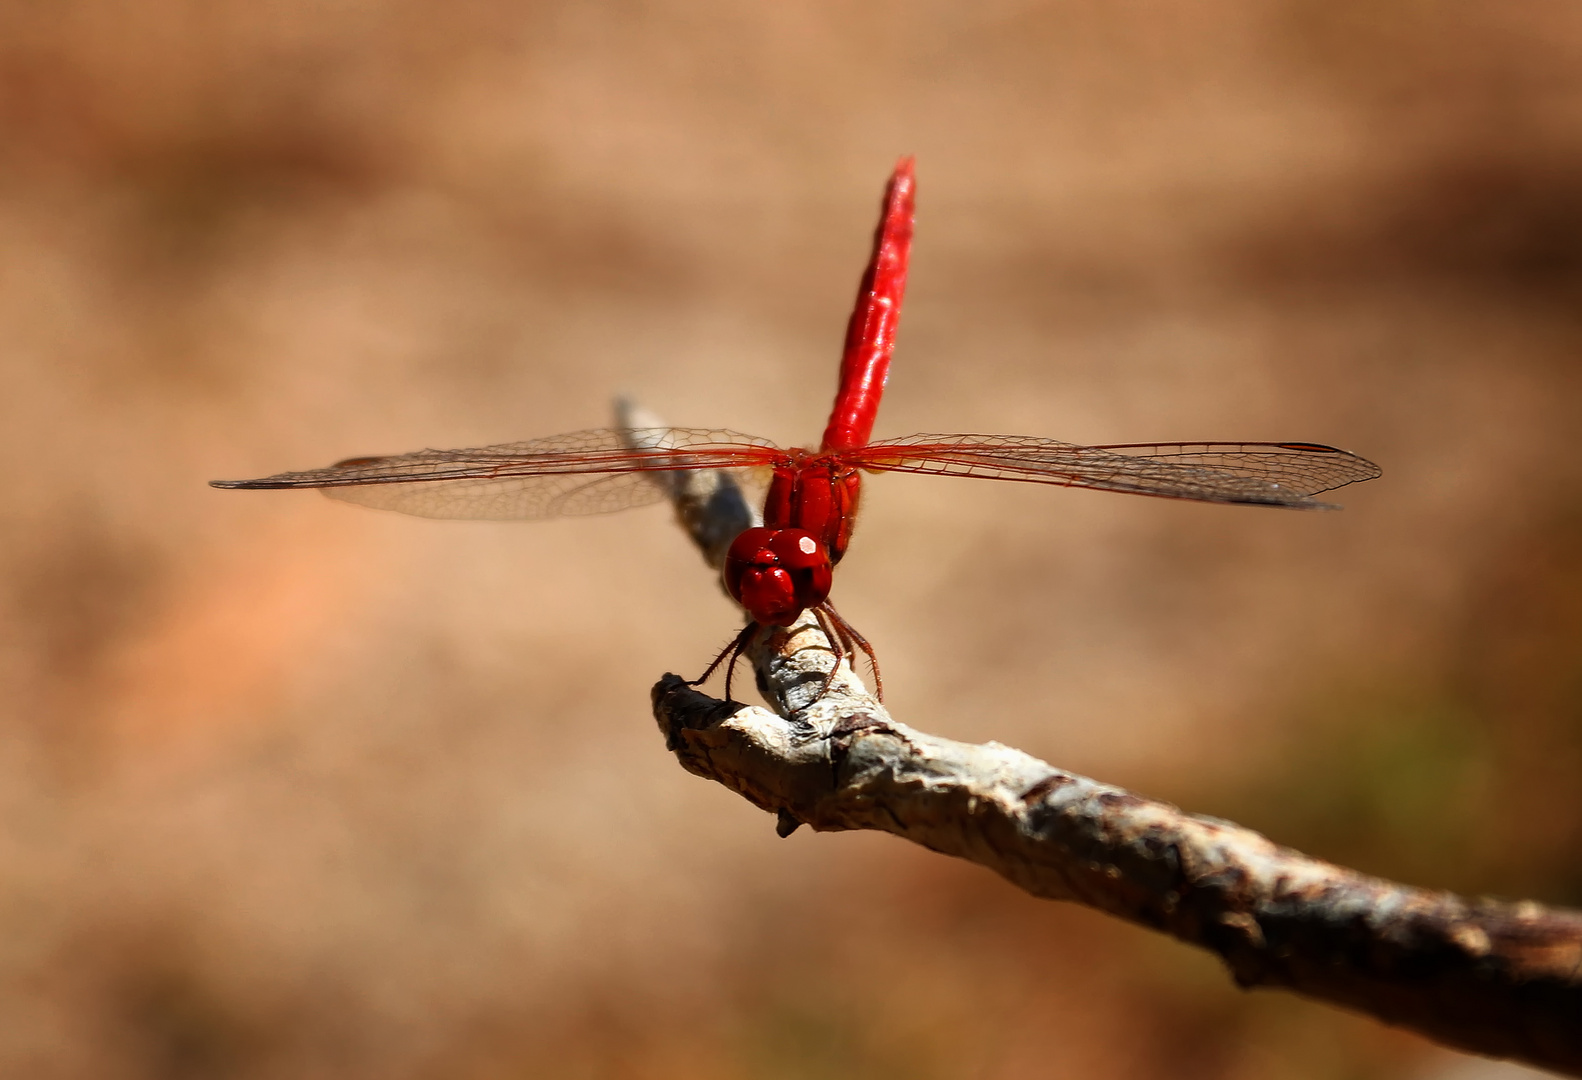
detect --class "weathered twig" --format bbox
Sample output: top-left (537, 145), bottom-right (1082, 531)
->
top-left (628, 402), bottom-right (1582, 1075)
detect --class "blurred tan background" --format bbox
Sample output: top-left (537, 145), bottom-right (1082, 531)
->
top-left (2, 2), bottom-right (1580, 1077)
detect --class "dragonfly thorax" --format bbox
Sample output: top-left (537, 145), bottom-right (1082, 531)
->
top-left (762, 456), bottom-right (862, 565)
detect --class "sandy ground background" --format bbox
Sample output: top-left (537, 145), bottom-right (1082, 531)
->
top-left (2, 2), bottom-right (1580, 1077)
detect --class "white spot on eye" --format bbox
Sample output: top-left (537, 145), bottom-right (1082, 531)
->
top-left (798, 536), bottom-right (818, 554)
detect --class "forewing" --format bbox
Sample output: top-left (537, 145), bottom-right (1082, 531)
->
top-left (851, 434), bottom-right (1381, 508)
top-left (211, 428), bottom-right (781, 521)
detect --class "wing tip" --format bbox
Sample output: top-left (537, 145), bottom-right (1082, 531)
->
top-left (1234, 496), bottom-right (1342, 511)
top-left (1276, 443), bottom-right (1384, 483)
top-left (210, 476), bottom-right (318, 490)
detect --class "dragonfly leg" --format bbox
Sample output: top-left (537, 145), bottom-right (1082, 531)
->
top-left (819, 601), bottom-right (883, 701)
top-left (690, 622), bottom-right (760, 703)
top-left (811, 605), bottom-right (851, 701)
top-left (825, 612), bottom-right (852, 655)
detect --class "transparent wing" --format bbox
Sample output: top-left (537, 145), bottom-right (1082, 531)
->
top-left (849, 434), bottom-right (1382, 509)
top-left (211, 427), bottom-right (782, 521)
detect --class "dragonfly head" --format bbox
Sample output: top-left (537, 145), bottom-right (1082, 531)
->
top-left (723, 527), bottom-right (834, 626)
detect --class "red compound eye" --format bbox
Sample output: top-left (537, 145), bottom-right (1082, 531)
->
top-left (723, 528), bottom-right (834, 626)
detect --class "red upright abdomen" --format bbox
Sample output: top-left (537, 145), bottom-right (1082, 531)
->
top-left (819, 158), bottom-right (915, 454)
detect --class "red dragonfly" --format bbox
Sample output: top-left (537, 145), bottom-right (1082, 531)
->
top-left (214, 159), bottom-right (1380, 701)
